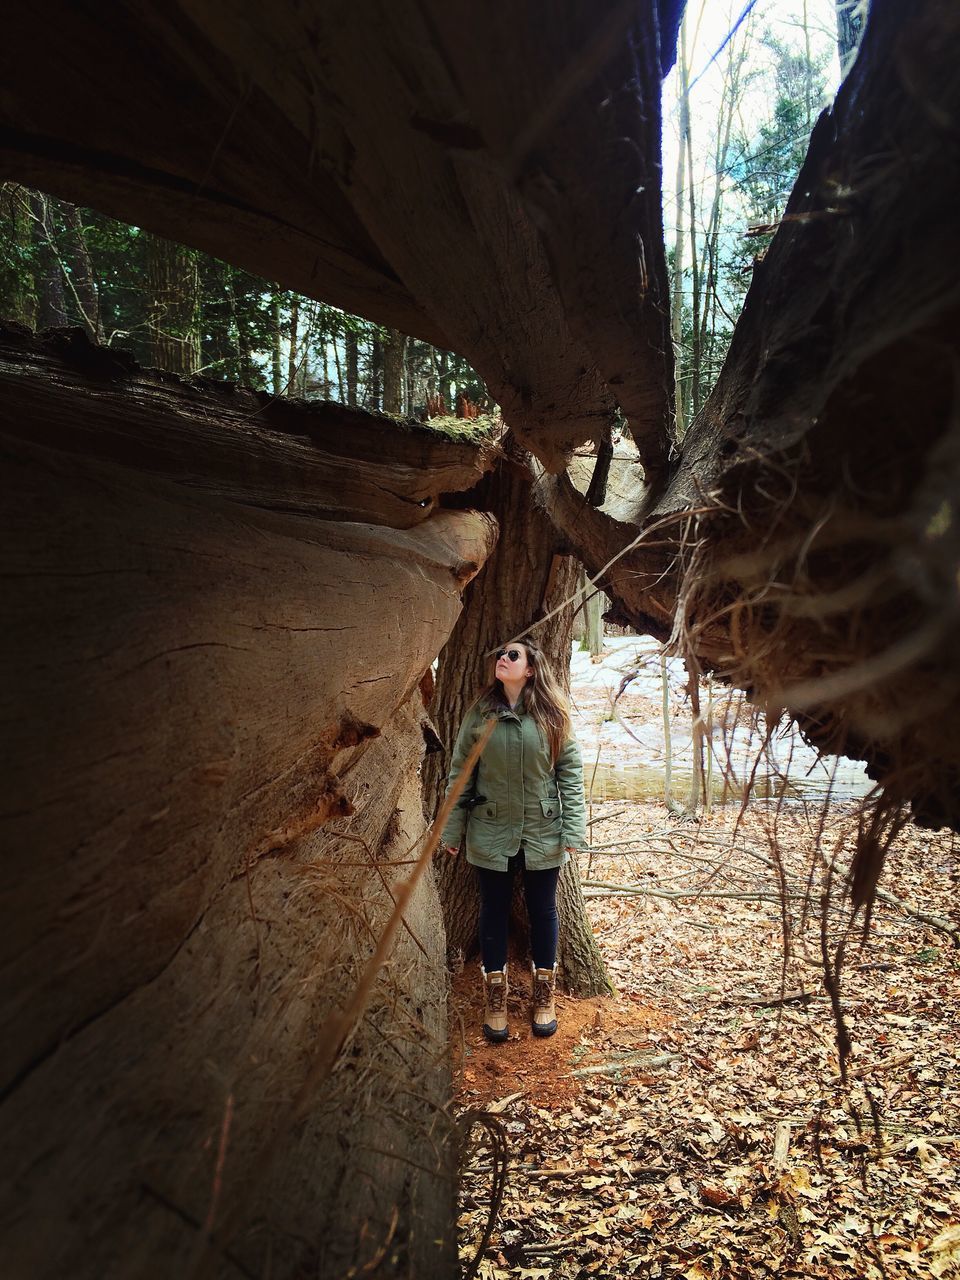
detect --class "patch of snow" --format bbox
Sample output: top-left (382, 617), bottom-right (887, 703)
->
top-left (569, 635), bottom-right (872, 803)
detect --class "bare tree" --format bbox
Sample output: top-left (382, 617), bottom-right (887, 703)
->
top-left (61, 202), bottom-right (101, 341)
top-left (29, 191), bottom-right (67, 328)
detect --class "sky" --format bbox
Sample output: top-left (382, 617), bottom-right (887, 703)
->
top-left (661, 0), bottom-right (843, 245)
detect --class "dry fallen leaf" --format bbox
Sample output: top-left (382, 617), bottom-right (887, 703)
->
top-left (907, 1135), bottom-right (943, 1172)
top-left (929, 1223), bottom-right (960, 1277)
top-left (454, 783), bottom-right (960, 1280)
top-left (699, 1181), bottom-right (739, 1209)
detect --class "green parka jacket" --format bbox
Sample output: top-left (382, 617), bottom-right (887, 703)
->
top-left (439, 696), bottom-right (587, 872)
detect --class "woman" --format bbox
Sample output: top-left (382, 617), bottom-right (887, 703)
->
top-left (440, 640), bottom-right (586, 1042)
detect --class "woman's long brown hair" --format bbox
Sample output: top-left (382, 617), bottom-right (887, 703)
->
top-left (476, 640), bottom-right (572, 764)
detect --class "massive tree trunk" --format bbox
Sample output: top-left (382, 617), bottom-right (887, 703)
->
top-left (425, 435), bottom-right (610, 996)
top-left (19, 1), bottom-right (954, 821)
top-left (0, 326), bottom-right (496, 1278)
top-left (6, 0), bottom-right (946, 834)
top-left (0, 327), bottom-right (490, 524)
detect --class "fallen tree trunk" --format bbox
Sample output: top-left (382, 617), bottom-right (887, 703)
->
top-left (0, 0), bottom-right (681, 474)
top-left (0, 324), bottom-right (491, 527)
top-left (0, 339), bottom-right (497, 1277)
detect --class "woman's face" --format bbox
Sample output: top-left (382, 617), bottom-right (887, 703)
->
top-left (495, 643), bottom-right (533, 683)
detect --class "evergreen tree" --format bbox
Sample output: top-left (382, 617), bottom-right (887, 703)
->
top-left (723, 34), bottom-right (830, 309)
top-left (0, 186), bottom-right (488, 406)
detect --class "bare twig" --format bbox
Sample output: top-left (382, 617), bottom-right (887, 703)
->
top-left (458, 1110), bottom-right (509, 1280)
top-left (741, 990), bottom-right (813, 1008)
top-left (586, 807), bottom-right (630, 827)
top-left (568, 1052), bottom-right (679, 1077)
top-left (872, 886), bottom-right (960, 945)
top-left (511, 1163), bottom-right (671, 1180)
top-left (583, 881), bottom-right (808, 903)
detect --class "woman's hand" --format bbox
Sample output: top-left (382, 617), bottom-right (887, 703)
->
top-left (444, 843), bottom-right (459, 857)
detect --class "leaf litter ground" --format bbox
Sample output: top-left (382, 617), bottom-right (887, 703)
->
top-left (452, 800), bottom-right (960, 1278)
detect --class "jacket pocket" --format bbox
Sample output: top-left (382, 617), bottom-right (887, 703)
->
top-left (539, 798), bottom-right (561, 822)
top-left (472, 800), bottom-right (498, 821)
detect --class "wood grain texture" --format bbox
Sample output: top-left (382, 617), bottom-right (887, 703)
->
top-left (0, 409), bottom-right (496, 1274)
top-left (0, 325), bottom-right (493, 528)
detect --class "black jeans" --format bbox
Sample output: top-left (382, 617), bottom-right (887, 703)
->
top-left (476, 847), bottom-right (560, 972)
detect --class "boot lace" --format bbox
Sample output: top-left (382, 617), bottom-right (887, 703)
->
top-left (534, 976), bottom-right (553, 1010)
top-left (487, 979), bottom-right (506, 1013)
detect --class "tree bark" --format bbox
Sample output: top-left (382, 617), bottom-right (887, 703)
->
top-left (661, 652), bottom-right (681, 814)
top-left (704, 675), bottom-right (714, 814)
top-left (0, 325), bottom-right (494, 527)
top-left (539, 2), bottom-right (960, 831)
top-left (696, 26), bottom-right (748, 387)
top-left (437, 348), bottom-right (451, 411)
top-left (145, 233), bottom-right (199, 375)
top-left (670, 76), bottom-right (687, 437)
top-left (382, 326), bottom-right (406, 415)
top-left (0, 8), bottom-right (959, 1274)
top-left (0, 332), bottom-right (498, 1278)
top-left (685, 662), bottom-right (704, 815)
top-left (332, 332), bottom-right (345, 401)
top-left (680, 15), bottom-right (703, 420)
top-left (0, 0), bottom-right (682, 472)
top-left (585, 586), bottom-right (605, 657)
top-left (345, 327), bottom-right (359, 407)
top-left (0, 182), bottom-right (37, 327)
top-left (287, 294), bottom-right (299, 392)
top-left (319, 319), bottom-right (331, 398)
top-left (270, 290), bottom-right (284, 393)
top-left (368, 331), bottom-right (382, 410)
top-left (425, 436), bottom-right (610, 996)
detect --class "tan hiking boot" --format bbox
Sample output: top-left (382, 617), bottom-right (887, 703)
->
top-left (531, 963), bottom-right (558, 1037)
top-left (481, 966), bottom-right (509, 1043)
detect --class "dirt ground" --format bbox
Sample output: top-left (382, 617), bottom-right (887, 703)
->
top-left (453, 800), bottom-right (960, 1279)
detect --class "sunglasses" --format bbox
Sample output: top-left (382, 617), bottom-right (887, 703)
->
top-left (495, 647), bottom-right (523, 663)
